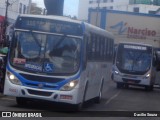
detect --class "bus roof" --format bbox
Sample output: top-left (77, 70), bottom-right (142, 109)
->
top-left (118, 42), bottom-right (152, 47)
top-left (18, 14), bottom-right (82, 24)
top-left (17, 14), bottom-right (114, 39)
top-left (83, 22), bottom-right (114, 39)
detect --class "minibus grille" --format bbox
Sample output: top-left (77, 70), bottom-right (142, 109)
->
top-left (20, 73), bottom-right (64, 83)
top-left (122, 78), bottom-right (141, 83)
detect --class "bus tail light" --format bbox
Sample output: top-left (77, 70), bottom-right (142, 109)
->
top-left (60, 80), bottom-right (78, 91)
top-left (7, 71), bottom-right (22, 85)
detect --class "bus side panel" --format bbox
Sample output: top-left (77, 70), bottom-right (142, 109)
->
top-left (84, 62), bottom-right (101, 101)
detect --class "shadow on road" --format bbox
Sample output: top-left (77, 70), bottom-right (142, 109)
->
top-left (9, 98), bottom-right (99, 112)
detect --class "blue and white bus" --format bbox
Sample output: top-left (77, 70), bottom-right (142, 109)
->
top-left (4, 15), bottom-right (114, 110)
top-left (112, 42), bottom-right (156, 91)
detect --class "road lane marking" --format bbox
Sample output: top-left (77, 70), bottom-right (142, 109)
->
top-left (0, 97), bottom-right (15, 101)
top-left (105, 90), bottom-right (121, 105)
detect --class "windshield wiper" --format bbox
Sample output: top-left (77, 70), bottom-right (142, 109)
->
top-left (30, 30), bottom-right (41, 48)
top-left (131, 52), bottom-right (143, 71)
top-left (54, 34), bottom-right (66, 48)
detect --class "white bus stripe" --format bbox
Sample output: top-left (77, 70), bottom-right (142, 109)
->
top-left (1, 98), bottom-right (15, 101)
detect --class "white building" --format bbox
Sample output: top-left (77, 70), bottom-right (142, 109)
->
top-left (78, 0), bottom-right (160, 21)
top-left (0, 0), bottom-right (31, 23)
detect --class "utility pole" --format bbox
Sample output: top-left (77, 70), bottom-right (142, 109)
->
top-left (4, 0), bottom-right (10, 47)
top-left (96, 0), bottom-right (100, 26)
top-left (5, 0), bottom-right (10, 27)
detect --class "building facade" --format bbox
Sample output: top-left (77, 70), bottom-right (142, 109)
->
top-left (78, 0), bottom-right (160, 21)
top-left (0, 0), bottom-right (31, 23)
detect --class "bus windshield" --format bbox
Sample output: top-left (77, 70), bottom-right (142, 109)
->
top-left (9, 31), bottom-right (81, 75)
top-left (116, 44), bottom-right (152, 75)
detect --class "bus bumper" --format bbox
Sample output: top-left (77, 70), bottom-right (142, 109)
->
top-left (3, 77), bottom-right (81, 105)
top-left (113, 73), bottom-right (152, 86)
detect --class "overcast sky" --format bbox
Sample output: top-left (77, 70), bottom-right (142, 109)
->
top-left (32, 0), bottom-right (79, 17)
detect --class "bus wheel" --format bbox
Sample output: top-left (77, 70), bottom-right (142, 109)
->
top-left (95, 82), bottom-right (103, 104)
top-left (74, 83), bottom-right (88, 111)
top-left (73, 103), bottom-right (83, 112)
top-left (94, 89), bottom-right (102, 104)
top-left (145, 85), bottom-right (153, 91)
top-left (117, 82), bottom-right (124, 89)
top-left (16, 97), bottom-right (28, 106)
top-left (124, 84), bottom-right (129, 89)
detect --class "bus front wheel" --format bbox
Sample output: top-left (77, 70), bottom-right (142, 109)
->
top-left (95, 81), bottom-right (103, 104)
top-left (73, 83), bottom-right (88, 111)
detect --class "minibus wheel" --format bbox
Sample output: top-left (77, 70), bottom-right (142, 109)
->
top-left (124, 84), bottom-right (129, 89)
top-left (145, 85), bottom-right (153, 91)
top-left (117, 82), bottom-right (124, 88)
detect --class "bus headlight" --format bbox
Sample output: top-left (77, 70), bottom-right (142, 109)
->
top-left (7, 71), bottom-right (22, 85)
top-left (60, 80), bottom-right (78, 91)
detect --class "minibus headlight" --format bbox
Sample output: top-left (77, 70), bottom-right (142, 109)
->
top-left (114, 70), bottom-right (119, 75)
top-left (7, 71), bottom-right (22, 85)
top-left (145, 73), bottom-right (150, 78)
top-left (60, 80), bottom-right (78, 91)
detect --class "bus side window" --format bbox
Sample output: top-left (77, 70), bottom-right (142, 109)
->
top-left (113, 45), bottom-right (117, 64)
top-left (105, 37), bottom-right (109, 61)
top-left (104, 38), bottom-right (107, 61)
top-left (88, 33), bottom-right (93, 61)
top-left (83, 35), bottom-right (88, 69)
top-left (100, 37), bottom-right (104, 61)
top-left (110, 39), bottom-right (114, 61)
top-left (95, 35), bottom-right (100, 60)
top-left (108, 38), bottom-right (111, 61)
top-left (91, 35), bottom-right (96, 61)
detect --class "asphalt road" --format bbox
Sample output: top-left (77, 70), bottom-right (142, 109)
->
top-left (0, 79), bottom-right (160, 120)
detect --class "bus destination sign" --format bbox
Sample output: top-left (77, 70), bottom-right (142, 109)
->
top-left (124, 45), bottom-right (147, 50)
top-left (15, 17), bottom-right (83, 36)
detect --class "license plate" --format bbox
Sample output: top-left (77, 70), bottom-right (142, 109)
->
top-left (128, 80), bottom-right (135, 84)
